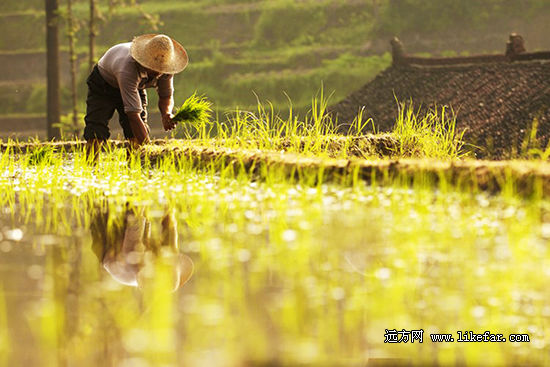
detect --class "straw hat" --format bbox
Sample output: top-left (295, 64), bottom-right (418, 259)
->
top-left (130, 34), bottom-right (188, 74)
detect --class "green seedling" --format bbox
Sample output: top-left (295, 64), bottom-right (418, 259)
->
top-left (172, 93), bottom-right (213, 125)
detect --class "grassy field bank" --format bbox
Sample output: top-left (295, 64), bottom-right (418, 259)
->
top-left (3, 138), bottom-right (550, 198)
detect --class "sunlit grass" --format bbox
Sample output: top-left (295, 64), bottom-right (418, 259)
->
top-left (167, 95), bottom-right (467, 160)
top-left (393, 101), bottom-right (466, 159)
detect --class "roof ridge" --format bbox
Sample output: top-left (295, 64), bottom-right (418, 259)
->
top-left (391, 34), bottom-right (550, 68)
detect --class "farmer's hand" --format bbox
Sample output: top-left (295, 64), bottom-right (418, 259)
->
top-left (159, 96), bottom-right (175, 131)
top-left (162, 113), bottom-right (176, 131)
top-left (128, 112), bottom-right (150, 145)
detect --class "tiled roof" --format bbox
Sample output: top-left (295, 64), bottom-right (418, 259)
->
top-left (331, 39), bottom-right (550, 158)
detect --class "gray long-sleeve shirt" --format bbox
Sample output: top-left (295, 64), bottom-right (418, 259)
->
top-left (97, 42), bottom-right (174, 113)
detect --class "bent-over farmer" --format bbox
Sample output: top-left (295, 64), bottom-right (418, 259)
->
top-left (84, 34), bottom-right (188, 158)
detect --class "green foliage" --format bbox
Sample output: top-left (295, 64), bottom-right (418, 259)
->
top-left (27, 84), bottom-right (48, 114)
top-left (0, 12), bottom-right (45, 50)
top-left (171, 89), bottom-right (341, 150)
top-left (253, 1), bottom-right (327, 47)
top-left (169, 90), bottom-right (465, 161)
top-left (3, 0), bottom-right (550, 123)
top-left (26, 84), bottom-right (74, 114)
top-left (4, 138), bottom-right (550, 365)
top-left (212, 53), bottom-right (390, 110)
top-left (392, 101), bottom-right (466, 159)
top-left (376, 0), bottom-right (550, 36)
top-left (54, 112), bottom-right (85, 139)
top-left (0, 0), bottom-right (41, 12)
top-left (172, 93), bottom-right (213, 139)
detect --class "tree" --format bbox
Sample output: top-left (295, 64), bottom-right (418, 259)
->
top-left (66, 0), bottom-right (79, 136)
top-left (89, 0), bottom-right (96, 71)
top-left (45, 0), bottom-right (61, 139)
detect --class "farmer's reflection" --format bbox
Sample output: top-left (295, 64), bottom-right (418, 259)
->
top-left (91, 205), bottom-right (194, 291)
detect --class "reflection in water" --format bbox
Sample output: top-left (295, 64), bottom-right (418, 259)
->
top-left (4, 160), bottom-right (550, 366)
top-left (90, 204), bottom-right (194, 291)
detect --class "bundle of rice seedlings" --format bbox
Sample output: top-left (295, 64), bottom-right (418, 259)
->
top-left (172, 93), bottom-right (213, 125)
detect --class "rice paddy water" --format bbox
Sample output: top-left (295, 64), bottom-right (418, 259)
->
top-left (0, 143), bottom-right (549, 366)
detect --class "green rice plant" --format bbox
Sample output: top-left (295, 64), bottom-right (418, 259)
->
top-left (26, 144), bottom-right (54, 165)
top-left (347, 105), bottom-right (376, 136)
top-left (172, 93), bottom-right (213, 125)
top-left (517, 116), bottom-right (550, 160)
top-left (392, 100), bottom-right (466, 159)
top-left (528, 146), bottom-right (550, 160)
top-left (172, 93), bottom-right (214, 141)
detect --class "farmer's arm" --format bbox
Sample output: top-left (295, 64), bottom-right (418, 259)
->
top-left (158, 75), bottom-right (176, 131)
top-left (118, 71), bottom-right (150, 144)
top-left (127, 112), bottom-right (149, 144)
top-left (158, 96), bottom-right (175, 131)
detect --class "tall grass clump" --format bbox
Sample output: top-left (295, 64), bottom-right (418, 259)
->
top-left (393, 101), bottom-right (466, 159)
top-left (516, 116), bottom-right (550, 160)
top-left (172, 88), bottom-right (345, 157)
top-left (170, 91), bottom-right (465, 160)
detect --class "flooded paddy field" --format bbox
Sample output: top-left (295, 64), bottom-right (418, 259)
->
top-left (1, 149), bottom-right (549, 366)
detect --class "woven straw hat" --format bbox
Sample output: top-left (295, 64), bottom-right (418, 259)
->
top-left (130, 34), bottom-right (188, 74)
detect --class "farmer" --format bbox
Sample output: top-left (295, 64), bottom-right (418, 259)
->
top-left (84, 34), bottom-right (188, 158)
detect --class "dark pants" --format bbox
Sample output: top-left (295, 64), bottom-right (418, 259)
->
top-left (83, 65), bottom-right (149, 141)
